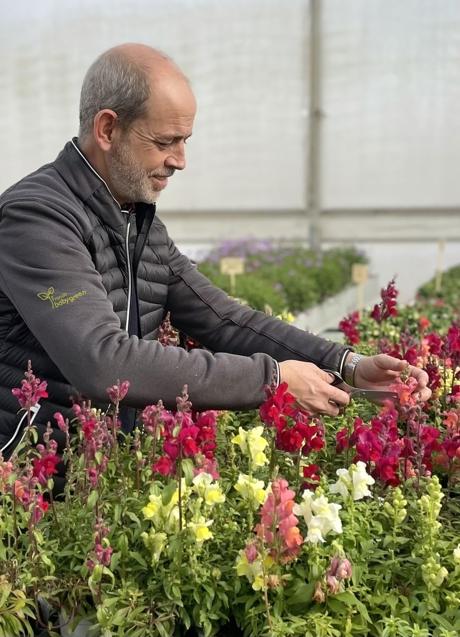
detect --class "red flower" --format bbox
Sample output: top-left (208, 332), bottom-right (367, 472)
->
top-left (418, 316), bottom-right (431, 333)
top-left (259, 382), bottom-right (297, 431)
top-left (370, 278), bottom-right (398, 324)
top-left (425, 333), bottom-right (443, 357)
top-left (152, 455), bottom-right (175, 477)
top-left (336, 426), bottom-right (351, 453)
top-left (32, 453), bottom-right (60, 485)
top-left (302, 464), bottom-right (321, 490)
top-left (339, 311), bottom-right (361, 345)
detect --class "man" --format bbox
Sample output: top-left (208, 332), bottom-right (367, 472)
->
top-left (0, 43), bottom-right (430, 458)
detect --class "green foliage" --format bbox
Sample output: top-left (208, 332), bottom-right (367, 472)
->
top-left (417, 264), bottom-right (460, 308)
top-left (198, 244), bottom-right (366, 314)
top-left (1, 268), bottom-right (460, 636)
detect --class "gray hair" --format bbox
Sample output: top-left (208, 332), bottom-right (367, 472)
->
top-left (79, 50), bottom-right (151, 140)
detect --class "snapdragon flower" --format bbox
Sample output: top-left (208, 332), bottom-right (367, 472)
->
top-left (330, 461), bottom-right (375, 501)
top-left (453, 544), bottom-right (460, 564)
top-left (192, 472), bottom-right (225, 506)
top-left (234, 473), bottom-right (268, 508)
top-left (293, 491), bottom-right (342, 543)
top-left (236, 548), bottom-right (274, 591)
top-left (188, 516), bottom-right (213, 543)
top-left (142, 482), bottom-right (188, 533)
top-left (231, 426), bottom-right (268, 469)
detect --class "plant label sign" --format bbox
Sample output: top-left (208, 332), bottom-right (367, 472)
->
top-left (351, 263), bottom-right (369, 285)
top-left (220, 257), bottom-right (245, 294)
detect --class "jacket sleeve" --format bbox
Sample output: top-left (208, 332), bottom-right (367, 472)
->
top-left (0, 200), bottom-right (277, 411)
top-left (166, 237), bottom-right (349, 370)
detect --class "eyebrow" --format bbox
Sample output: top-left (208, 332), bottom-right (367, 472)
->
top-left (156, 134), bottom-right (193, 143)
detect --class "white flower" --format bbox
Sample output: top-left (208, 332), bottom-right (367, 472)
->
top-left (454, 544), bottom-right (460, 564)
top-left (311, 495), bottom-right (342, 535)
top-left (293, 490), bottom-right (314, 525)
top-left (330, 461), bottom-right (374, 501)
top-left (294, 491), bottom-right (342, 544)
top-left (306, 524), bottom-right (324, 544)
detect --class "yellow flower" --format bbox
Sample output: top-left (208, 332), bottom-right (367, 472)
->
top-left (142, 495), bottom-right (161, 520)
top-left (189, 516), bottom-right (213, 543)
top-left (235, 549), bottom-right (274, 591)
top-left (141, 530), bottom-right (167, 564)
top-left (276, 310), bottom-right (295, 324)
top-left (142, 487), bottom-right (183, 533)
top-left (192, 472), bottom-right (226, 507)
top-left (232, 426), bottom-right (268, 470)
top-left (234, 473), bottom-right (267, 508)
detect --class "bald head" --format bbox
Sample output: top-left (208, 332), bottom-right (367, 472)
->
top-left (79, 43), bottom-right (190, 141)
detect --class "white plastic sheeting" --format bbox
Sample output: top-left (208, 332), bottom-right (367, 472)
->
top-left (321, 0), bottom-right (460, 208)
top-left (1, 0), bottom-right (459, 213)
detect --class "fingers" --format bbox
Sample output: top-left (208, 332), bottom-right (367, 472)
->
top-left (375, 354), bottom-right (408, 372)
top-left (408, 365), bottom-right (429, 388)
top-left (416, 387), bottom-right (432, 402)
top-left (306, 382), bottom-right (350, 417)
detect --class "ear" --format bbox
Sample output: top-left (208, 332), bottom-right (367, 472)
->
top-left (92, 109), bottom-right (118, 151)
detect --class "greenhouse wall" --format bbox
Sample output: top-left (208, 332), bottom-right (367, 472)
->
top-left (1, 0), bottom-right (459, 248)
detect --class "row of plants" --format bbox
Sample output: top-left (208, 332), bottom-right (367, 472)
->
top-left (197, 240), bottom-right (367, 314)
top-left (0, 276), bottom-right (459, 637)
top-left (417, 264), bottom-right (460, 308)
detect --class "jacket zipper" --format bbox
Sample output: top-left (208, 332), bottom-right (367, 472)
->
top-left (0, 404), bottom-right (41, 456)
top-left (123, 212), bottom-right (133, 332)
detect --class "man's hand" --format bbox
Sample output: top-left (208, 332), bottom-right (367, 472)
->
top-left (279, 360), bottom-right (350, 416)
top-left (353, 353), bottom-right (432, 402)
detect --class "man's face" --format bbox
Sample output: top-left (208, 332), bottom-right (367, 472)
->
top-left (107, 77), bottom-right (196, 205)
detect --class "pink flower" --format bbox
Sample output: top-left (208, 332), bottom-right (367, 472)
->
top-left (425, 333), bottom-right (443, 357)
top-left (54, 412), bottom-right (69, 433)
top-left (106, 380), bottom-right (130, 404)
top-left (389, 377), bottom-right (419, 407)
top-left (255, 478), bottom-right (303, 563)
top-left (245, 542), bottom-right (258, 563)
top-left (31, 493), bottom-right (49, 524)
top-left (12, 362), bottom-right (48, 410)
top-left (141, 402), bottom-right (165, 436)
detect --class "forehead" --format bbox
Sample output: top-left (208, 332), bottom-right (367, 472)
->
top-left (141, 75), bottom-right (196, 133)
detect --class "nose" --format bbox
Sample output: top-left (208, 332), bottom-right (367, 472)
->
top-left (165, 140), bottom-right (186, 171)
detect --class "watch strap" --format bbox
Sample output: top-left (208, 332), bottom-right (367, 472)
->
top-left (343, 353), bottom-right (363, 386)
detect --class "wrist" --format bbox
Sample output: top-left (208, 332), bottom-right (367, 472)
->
top-left (343, 353), bottom-right (364, 386)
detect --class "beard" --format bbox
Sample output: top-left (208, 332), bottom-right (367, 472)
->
top-left (107, 139), bottom-right (167, 205)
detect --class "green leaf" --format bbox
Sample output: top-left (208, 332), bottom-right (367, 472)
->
top-left (86, 489), bottom-right (98, 509)
top-left (128, 551), bottom-right (147, 567)
top-left (162, 481), bottom-right (178, 506)
top-left (286, 581), bottom-right (314, 612)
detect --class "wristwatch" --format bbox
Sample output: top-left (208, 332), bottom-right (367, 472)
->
top-left (343, 353), bottom-right (363, 386)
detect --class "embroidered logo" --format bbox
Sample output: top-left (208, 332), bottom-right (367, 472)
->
top-left (37, 286), bottom-right (87, 309)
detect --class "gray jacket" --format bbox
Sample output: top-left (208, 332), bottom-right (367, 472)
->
top-left (0, 139), bottom-right (348, 456)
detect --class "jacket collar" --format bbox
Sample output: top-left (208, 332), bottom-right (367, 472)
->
top-left (53, 139), bottom-right (156, 234)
